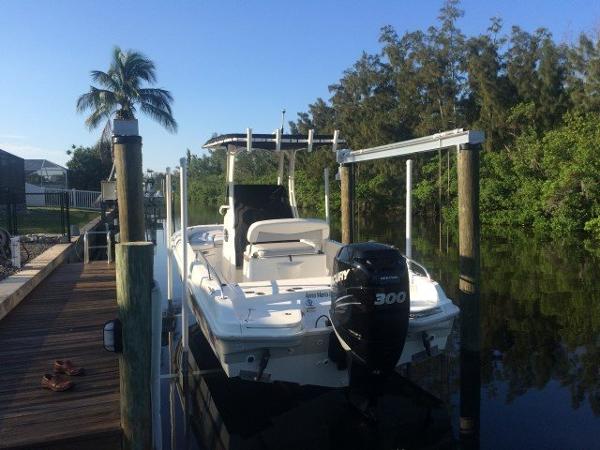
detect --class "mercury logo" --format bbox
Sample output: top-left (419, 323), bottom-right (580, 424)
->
top-left (332, 269), bottom-right (351, 283)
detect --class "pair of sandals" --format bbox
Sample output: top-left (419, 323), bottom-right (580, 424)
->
top-left (41, 360), bottom-right (85, 392)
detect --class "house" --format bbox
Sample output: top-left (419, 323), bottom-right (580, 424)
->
top-left (24, 159), bottom-right (68, 191)
top-left (0, 149), bottom-right (25, 205)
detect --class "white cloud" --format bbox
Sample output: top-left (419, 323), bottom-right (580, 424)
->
top-left (0, 142), bottom-right (68, 166)
top-left (0, 134), bottom-right (26, 140)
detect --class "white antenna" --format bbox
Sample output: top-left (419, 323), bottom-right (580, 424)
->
top-left (307, 129), bottom-right (314, 152)
top-left (246, 128), bottom-right (252, 152)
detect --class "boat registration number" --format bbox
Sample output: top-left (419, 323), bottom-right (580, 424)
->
top-left (304, 291), bottom-right (329, 311)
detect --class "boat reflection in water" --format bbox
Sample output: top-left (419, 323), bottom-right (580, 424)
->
top-left (156, 207), bottom-right (600, 450)
top-left (163, 324), bottom-right (455, 450)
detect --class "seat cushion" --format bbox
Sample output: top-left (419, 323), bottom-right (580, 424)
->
top-left (246, 218), bottom-right (329, 244)
top-left (249, 241), bottom-right (318, 258)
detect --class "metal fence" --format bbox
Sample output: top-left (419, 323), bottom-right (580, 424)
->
top-left (27, 188), bottom-right (101, 210)
top-left (1, 191), bottom-right (71, 239)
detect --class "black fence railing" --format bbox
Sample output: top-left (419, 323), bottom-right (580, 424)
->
top-left (0, 189), bottom-right (71, 240)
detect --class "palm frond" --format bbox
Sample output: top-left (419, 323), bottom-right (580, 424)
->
top-left (77, 87), bottom-right (117, 113)
top-left (90, 70), bottom-right (119, 91)
top-left (138, 88), bottom-right (174, 114)
top-left (100, 120), bottom-right (113, 146)
top-left (76, 91), bottom-right (97, 113)
top-left (139, 102), bottom-right (178, 132)
top-left (123, 51), bottom-right (157, 84)
top-left (84, 106), bottom-right (115, 130)
top-left (78, 46), bottom-right (176, 133)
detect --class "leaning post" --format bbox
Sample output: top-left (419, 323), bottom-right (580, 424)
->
top-left (112, 119), bottom-right (154, 450)
top-left (340, 163), bottom-right (354, 244)
top-left (457, 142), bottom-right (481, 447)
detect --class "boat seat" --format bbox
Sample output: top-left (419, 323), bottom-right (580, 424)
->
top-left (246, 218), bottom-right (329, 245)
top-left (243, 218), bottom-right (330, 281)
top-left (248, 241), bottom-right (318, 258)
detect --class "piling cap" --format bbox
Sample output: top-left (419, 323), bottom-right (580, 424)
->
top-left (113, 119), bottom-right (139, 136)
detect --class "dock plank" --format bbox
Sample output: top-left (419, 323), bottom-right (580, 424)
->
top-left (0, 262), bottom-right (121, 450)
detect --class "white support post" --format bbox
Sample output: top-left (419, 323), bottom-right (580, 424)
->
top-left (165, 168), bottom-right (173, 302)
top-left (151, 283), bottom-right (163, 450)
top-left (308, 129), bottom-right (314, 152)
top-left (179, 157), bottom-right (189, 353)
top-left (406, 159), bottom-right (412, 259)
top-left (275, 128), bottom-right (282, 151)
top-left (246, 128), bottom-right (252, 152)
top-left (324, 168), bottom-right (330, 225)
top-left (277, 153), bottom-right (285, 186)
top-left (107, 231), bottom-right (112, 264)
top-left (83, 231), bottom-right (89, 264)
top-left (10, 236), bottom-right (20, 268)
top-left (226, 147), bottom-right (236, 206)
top-left (288, 151), bottom-right (299, 218)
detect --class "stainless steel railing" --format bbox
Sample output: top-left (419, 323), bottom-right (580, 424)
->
top-left (83, 229), bottom-right (113, 264)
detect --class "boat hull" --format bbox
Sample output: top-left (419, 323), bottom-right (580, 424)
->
top-left (172, 225), bottom-right (459, 388)
top-left (187, 286), bottom-right (457, 387)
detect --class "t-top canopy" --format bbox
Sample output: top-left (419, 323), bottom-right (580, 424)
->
top-left (203, 130), bottom-right (345, 151)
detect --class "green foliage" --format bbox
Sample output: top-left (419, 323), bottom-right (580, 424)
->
top-left (77, 46), bottom-right (177, 132)
top-left (65, 143), bottom-right (112, 190)
top-left (584, 217), bottom-right (600, 239)
top-left (23, 208), bottom-right (98, 234)
top-left (186, 0), bottom-right (600, 239)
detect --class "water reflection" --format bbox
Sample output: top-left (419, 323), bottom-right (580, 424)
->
top-left (179, 326), bottom-right (454, 450)
top-left (153, 207), bottom-right (600, 449)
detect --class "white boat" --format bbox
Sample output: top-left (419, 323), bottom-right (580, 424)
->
top-left (171, 131), bottom-right (459, 388)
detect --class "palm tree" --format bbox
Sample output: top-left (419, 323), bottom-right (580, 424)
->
top-left (77, 46), bottom-right (177, 133)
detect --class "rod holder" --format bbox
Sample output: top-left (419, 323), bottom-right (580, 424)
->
top-left (332, 130), bottom-right (340, 153)
top-left (275, 128), bottom-right (282, 151)
top-left (308, 129), bottom-right (314, 152)
top-left (324, 168), bottom-right (330, 224)
top-left (246, 128), bottom-right (252, 152)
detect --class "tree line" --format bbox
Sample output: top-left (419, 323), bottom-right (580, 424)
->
top-left (184, 0), bottom-right (600, 238)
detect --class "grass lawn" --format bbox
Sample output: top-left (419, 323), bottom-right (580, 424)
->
top-left (1, 207), bottom-right (99, 235)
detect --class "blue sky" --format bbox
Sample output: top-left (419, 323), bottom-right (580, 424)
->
top-left (1, 0), bottom-right (599, 171)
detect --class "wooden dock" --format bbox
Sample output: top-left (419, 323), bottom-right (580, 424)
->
top-left (0, 262), bottom-right (121, 450)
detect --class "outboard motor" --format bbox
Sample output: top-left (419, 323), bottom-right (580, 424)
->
top-left (330, 242), bottom-right (410, 390)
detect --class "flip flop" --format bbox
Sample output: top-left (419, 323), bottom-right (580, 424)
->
top-left (53, 360), bottom-right (85, 376)
top-left (41, 374), bottom-right (74, 392)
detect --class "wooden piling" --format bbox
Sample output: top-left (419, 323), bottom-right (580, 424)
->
top-left (457, 143), bottom-right (481, 445)
top-left (116, 241), bottom-right (154, 450)
top-left (340, 163), bottom-right (354, 244)
top-left (113, 135), bottom-right (145, 242)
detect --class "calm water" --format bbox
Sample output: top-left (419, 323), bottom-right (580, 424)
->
top-left (149, 206), bottom-right (600, 450)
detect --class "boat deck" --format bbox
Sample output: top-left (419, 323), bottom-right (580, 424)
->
top-left (0, 262), bottom-right (121, 450)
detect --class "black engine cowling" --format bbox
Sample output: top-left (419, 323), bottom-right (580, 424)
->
top-left (330, 242), bottom-right (410, 377)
